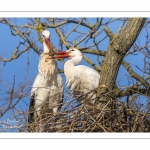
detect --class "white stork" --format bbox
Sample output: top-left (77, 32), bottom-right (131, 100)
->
top-left (53, 48), bottom-right (100, 107)
top-left (28, 30), bottom-right (63, 131)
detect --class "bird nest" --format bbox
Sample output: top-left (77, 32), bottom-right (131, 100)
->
top-left (1, 91), bottom-right (149, 132)
top-left (26, 95), bottom-right (150, 132)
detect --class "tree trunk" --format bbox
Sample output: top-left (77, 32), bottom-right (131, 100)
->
top-left (96, 18), bottom-right (146, 108)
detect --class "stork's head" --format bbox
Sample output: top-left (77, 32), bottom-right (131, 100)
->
top-left (52, 48), bottom-right (82, 64)
top-left (42, 30), bottom-right (55, 56)
top-left (42, 30), bottom-right (50, 38)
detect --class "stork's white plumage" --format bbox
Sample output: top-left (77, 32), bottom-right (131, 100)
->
top-left (53, 48), bottom-right (100, 106)
top-left (28, 30), bottom-right (63, 131)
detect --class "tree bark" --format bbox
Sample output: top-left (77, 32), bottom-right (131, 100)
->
top-left (96, 18), bottom-right (146, 107)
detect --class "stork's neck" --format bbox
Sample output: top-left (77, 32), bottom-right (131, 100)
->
top-left (64, 59), bottom-right (75, 69)
top-left (38, 54), bottom-right (58, 81)
top-left (64, 56), bottom-right (82, 73)
top-left (43, 42), bottom-right (49, 53)
top-left (64, 58), bottom-right (81, 86)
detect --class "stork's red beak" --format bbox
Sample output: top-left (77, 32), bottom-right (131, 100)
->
top-left (46, 51), bottom-right (70, 59)
top-left (44, 38), bottom-right (51, 49)
top-left (44, 38), bottom-right (55, 55)
top-left (53, 51), bottom-right (70, 59)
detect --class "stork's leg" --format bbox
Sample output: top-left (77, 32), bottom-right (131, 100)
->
top-left (53, 106), bottom-right (59, 120)
top-left (53, 106), bottom-right (58, 114)
top-left (35, 108), bottom-right (44, 132)
top-left (39, 111), bottom-right (43, 132)
top-left (53, 106), bottom-right (62, 130)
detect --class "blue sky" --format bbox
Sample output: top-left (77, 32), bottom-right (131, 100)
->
top-left (0, 18), bottom-right (148, 131)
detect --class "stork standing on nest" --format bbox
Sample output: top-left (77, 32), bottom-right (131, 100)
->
top-left (52, 48), bottom-right (100, 107)
top-left (28, 30), bottom-right (63, 131)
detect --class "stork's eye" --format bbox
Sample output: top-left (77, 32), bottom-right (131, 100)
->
top-left (70, 49), bottom-right (75, 52)
top-left (43, 35), bottom-right (45, 38)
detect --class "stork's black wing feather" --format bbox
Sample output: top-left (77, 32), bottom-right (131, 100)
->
top-left (28, 93), bottom-right (35, 124)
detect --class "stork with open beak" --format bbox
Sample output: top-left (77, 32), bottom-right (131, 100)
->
top-left (52, 48), bottom-right (100, 107)
top-left (28, 30), bottom-right (63, 132)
